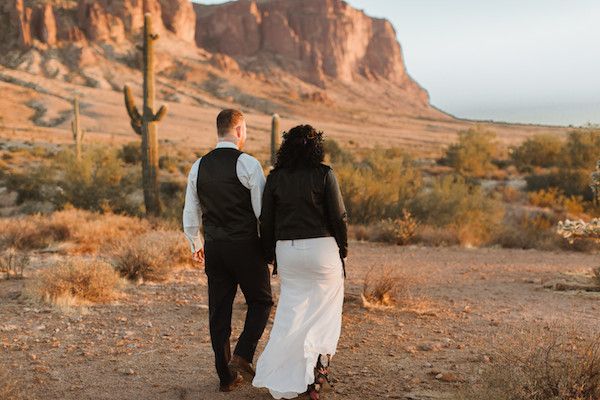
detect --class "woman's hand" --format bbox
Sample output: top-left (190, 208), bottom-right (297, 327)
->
top-left (192, 248), bottom-right (205, 264)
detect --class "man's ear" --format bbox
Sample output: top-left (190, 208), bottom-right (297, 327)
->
top-left (235, 125), bottom-right (242, 138)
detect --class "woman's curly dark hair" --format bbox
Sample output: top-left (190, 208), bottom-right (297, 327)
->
top-left (274, 125), bottom-right (324, 170)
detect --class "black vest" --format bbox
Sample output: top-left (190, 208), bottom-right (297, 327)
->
top-left (196, 148), bottom-right (258, 242)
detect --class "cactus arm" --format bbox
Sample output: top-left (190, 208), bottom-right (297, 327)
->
top-left (123, 85), bottom-right (142, 123)
top-left (154, 105), bottom-right (168, 122)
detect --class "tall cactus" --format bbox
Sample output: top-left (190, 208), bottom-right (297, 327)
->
top-left (71, 96), bottom-right (84, 161)
top-left (271, 113), bottom-right (280, 166)
top-left (123, 13), bottom-right (168, 217)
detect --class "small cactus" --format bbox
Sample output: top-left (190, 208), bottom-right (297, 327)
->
top-left (123, 13), bottom-right (168, 217)
top-left (271, 113), bottom-right (280, 166)
top-left (71, 96), bottom-right (85, 160)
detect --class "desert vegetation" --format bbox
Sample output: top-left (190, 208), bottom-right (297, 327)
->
top-left (459, 330), bottom-right (600, 400)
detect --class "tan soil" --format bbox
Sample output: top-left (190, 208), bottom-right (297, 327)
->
top-left (1, 243), bottom-right (598, 400)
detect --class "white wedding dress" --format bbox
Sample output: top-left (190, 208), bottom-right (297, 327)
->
top-left (252, 237), bottom-right (345, 399)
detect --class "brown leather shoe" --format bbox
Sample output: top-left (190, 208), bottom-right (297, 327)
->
top-left (229, 354), bottom-right (256, 380)
top-left (219, 372), bottom-right (243, 392)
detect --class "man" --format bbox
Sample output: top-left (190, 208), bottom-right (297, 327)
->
top-left (183, 109), bottom-right (273, 392)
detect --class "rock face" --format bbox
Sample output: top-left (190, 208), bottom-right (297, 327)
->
top-left (0, 0), bottom-right (428, 105)
top-left (0, 0), bottom-right (58, 48)
top-left (160, 0), bottom-right (196, 43)
top-left (194, 0), bottom-right (419, 90)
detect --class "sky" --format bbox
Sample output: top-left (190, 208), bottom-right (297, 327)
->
top-left (194, 0), bottom-right (600, 126)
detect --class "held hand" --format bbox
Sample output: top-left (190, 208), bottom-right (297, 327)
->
top-left (192, 248), bottom-right (205, 264)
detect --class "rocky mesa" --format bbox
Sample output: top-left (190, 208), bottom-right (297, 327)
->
top-left (1, 0), bottom-right (428, 101)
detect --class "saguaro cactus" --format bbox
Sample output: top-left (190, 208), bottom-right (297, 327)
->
top-left (123, 13), bottom-right (168, 217)
top-left (71, 96), bottom-right (84, 161)
top-left (271, 113), bottom-right (280, 166)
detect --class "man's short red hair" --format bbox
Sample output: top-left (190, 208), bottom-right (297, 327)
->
top-left (216, 109), bottom-right (245, 137)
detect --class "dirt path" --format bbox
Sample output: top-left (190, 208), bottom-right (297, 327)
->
top-left (1, 243), bottom-right (598, 400)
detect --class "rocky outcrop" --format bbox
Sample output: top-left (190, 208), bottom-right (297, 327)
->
top-left (194, 0), bottom-right (423, 92)
top-left (0, 0), bottom-right (57, 48)
top-left (160, 0), bottom-right (196, 43)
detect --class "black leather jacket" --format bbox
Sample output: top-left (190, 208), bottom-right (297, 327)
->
top-left (260, 164), bottom-right (348, 268)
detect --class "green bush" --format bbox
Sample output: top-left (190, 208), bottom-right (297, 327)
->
top-left (53, 147), bottom-right (139, 213)
top-left (511, 134), bottom-right (563, 171)
top-left (526, 169), bottom-right (594, 201)
top-left (409, 175), bottom-right (504, 246)
top-left (562, 129), bottom-right (600, 169)
top-left (336, 150), bottom-right (422, 224)
top-left (441, 126), bottom-right (499, 177)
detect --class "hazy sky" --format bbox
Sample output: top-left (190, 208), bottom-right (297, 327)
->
top-left (195, 0), bottom-right (600, 126)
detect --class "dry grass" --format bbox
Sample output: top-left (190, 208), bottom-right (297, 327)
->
top-left (111, 231), bottom-right (192, 282)
top-left (48, 209), bottom-right (152, 254)
top-left (0, 366), bottom-right (22, 400)
top-left (0, 215), bottom-right (70, 250)
top-left (0, 209), bottom-right (152, 253)
top-left (370, 210), bottom-right (419, 245)
top-left (361, 265), bottom-right (411, 309)
top-left (27, 259), bottom-right (123, 306)
top-left (458, 330), bottom-right (600, 400)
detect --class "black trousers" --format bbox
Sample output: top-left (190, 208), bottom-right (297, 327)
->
top-left (204, 239), bottom-right (273, 385)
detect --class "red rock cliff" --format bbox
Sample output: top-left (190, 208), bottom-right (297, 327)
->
top-left (194, 0), bottom-right (417, 88)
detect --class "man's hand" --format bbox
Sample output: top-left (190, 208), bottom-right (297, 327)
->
top-left (192, 248), bottom-right (205, 264)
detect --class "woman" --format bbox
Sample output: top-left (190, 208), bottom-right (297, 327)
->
top-left (253, 125), bottom-right (348, 400)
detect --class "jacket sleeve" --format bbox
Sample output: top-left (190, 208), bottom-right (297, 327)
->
top-left (259, 173), bottom-right (276, 264)
top-left (324, 168), bottom-right (348, 259)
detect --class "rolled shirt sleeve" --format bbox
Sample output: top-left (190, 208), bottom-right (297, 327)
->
top-left (182, 159), bottom-right (204, 253)
top-left (237, 154), bottom-right (266, 219)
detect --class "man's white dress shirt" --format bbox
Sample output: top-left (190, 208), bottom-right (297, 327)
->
top-left (182, 141), bottom-right (266, 253)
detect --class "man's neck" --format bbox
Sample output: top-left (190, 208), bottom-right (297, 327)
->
top-left (218, 135), bottom-right (239, 148)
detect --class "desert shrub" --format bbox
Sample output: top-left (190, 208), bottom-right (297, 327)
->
top-left (362, 266), bottom-right (410, 308)
top-left (370, 210), bottom-right (419, 245)
top-left (492, 213), bottom-right (560, 250)
top-left (54, 147), bottom-right (139, 213)
top-left (593, 267), bottom-right (600, 286)
top-left (349, 225), bottom-right (370, 241)
top-left (159, 155), bottom-right (179, 172)
top-left (1, 210), bottom-right (151, 254)
top-left (562, 129), bottom-right (600, 169)
top-left (118, 142), bottom-right (142, 164)
top-left (413, 225), bottom-right (461, 247)
top-left (526, 169), bottom-right (595, 201)
top-left (5, 166), bottom-right (57, 205)
top-left (511, 133), bottom-right (563, 171)
top-left (49, 209), bottom-right (151, 253)
top-left (112, 231), bottom-right (191, 282)
top-left (410, 175), bottom-right (504, 246)
top-left (458, 331), bottom-right (600, 400)
top-left (0, 215), bottom-right (71, 249)
top-left (0, 249), bottom-right (29, 280)
top-left (337, 150), bottom-right (422, 223)
top-left (441, 126), bottom-right (499, 177)
top-left (27, 259), bottom-right (122, 305)
top-left (324, 139), bottom-right (354, 164)
top-left (498, 185), bottom-right (524, 203)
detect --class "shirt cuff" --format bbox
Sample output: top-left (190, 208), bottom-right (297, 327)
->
top-left (183, 230), bottom-right (203, 253)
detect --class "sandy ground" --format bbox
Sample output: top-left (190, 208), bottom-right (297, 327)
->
top-left (1, 243), bottom-right (599, 400)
